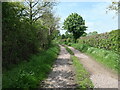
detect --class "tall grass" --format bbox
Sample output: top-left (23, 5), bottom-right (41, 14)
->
top-left (2, 44), bottom-right (60, 88)
top-left (71, 43), bottom-right (119, 73)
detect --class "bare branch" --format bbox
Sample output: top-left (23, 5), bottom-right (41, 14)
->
top-left (25, 0), bottom-right (30, 6)
top-left (32, 1), bottom-right (39, 8)
top-left (33, 15), bottom-right (43, 21)
top-left (32, 3), bottom-right (51, 17)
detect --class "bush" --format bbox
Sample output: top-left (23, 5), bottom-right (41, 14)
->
top-left (2, 2), bottom-right (51, 68)
top-left (78, 30), bottom-right (120, 53)
top-left (2, 44), bottom-right (60, 88)
top-left (71, 44), bottom-right (89, 53)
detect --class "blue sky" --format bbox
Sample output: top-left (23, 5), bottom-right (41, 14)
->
top-left (54, 2), bottom-right (118, 34)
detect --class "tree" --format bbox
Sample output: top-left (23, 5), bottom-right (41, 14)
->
top-left (107, 1), bottom-right (120, 15)
top-left (41, 10), bottom-right (60, 35)
top-left (81, 32), bottom-right (87, 37)
top-left (87, 31), bottom-right (98, 36)
top-left (63, 13), bottom-right (87, 42)
top-left (2, 1), bottom-right (60, 68)
top-left (40, 10), bottom-right (60, 44)
top-left (23, 0), bottom-right (56, 24)
top-left (23, 0), bottom-right (59, 47)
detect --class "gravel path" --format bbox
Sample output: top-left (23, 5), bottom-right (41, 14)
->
top-left (68, 46), bottom-right (118, 88)
top-left (40, 45), bottom-right (77, 88)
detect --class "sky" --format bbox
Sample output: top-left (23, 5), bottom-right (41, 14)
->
top-left (54, 2), bottom-right (118, 35)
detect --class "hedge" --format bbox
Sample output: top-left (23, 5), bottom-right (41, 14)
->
top-left (78, 29), bottom-right (120, 53)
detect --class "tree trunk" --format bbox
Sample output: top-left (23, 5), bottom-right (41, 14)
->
top-left (30, 2), bottom-right (32, 25)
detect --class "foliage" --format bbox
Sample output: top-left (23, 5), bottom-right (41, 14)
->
top-left (86, 31), bottom-right (98, 36)
top-left (2, 44), bottom-right (60, 88)
top-left (63, 13), bottom-right (87, 42)
top-left (2, 2), bottom-right (60, 68)
top-left (78, 30), bottom-right (120, 54)
top-left (71, 56), bottom-right (94, 88)
top-left (2, 2), bottom-right (38, 67)
top-left (81, 32), bottom-right (87, 37)
top-left (61, 34), bottom-right (66, 39)
top-left (70, 43), bottom-right (119, 73)
top-left (107, 1), bottom-right (120, 14)
top-left (23, 0), bottom-right (56, 24)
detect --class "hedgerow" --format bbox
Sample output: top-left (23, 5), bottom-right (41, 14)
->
top-left (2, 44), bottom-right (60, 88)
top-left (78, 29), bottom-right (120, 53)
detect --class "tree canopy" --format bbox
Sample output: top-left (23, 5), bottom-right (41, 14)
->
top-left (2, 1), bottom-right (60, 68)
top-left (63, 13), bottom-right (87, 42)
top-left (87, 31), bottom-right (98, 36)
top-left (107, 1), bottom-right (120, 14)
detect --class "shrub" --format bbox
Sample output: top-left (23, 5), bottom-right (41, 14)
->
top-left (2, 44), bottom-right (60, 88)
top-left (78, 30), bottom-right (120, 53)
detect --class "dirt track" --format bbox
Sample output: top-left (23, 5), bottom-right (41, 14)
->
top-left (40, 45), bottom-right (77, 88)
top-left (68, 46), bottom-right (118, 88)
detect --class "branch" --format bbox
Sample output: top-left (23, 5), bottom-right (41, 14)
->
top-left (32, 2), bottom-right (51, 17)
top-left (24, 9), bottom-right (29, 15)
top-left (32, 9), bottom-right (42, 17)
top-left (32, 1), bottom-right (39, 8)
top-left (25, 0), bottom-right (30, 6)
top-left (33, 15), bottom-right (43, 21)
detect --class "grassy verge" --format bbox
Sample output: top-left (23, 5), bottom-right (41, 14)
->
top-left (71, 43), bottom-right (119, 73)
top-left (2, 44), bottom-right (60, 88)
top-left (64, 45), bottom-right (93, 88)
top-left (64, 46), bottom-right (74, 55)
top-left (71, 56), bottom-right (94, 88)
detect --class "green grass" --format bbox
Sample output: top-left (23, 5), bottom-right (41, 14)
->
top-left (71, 56), bottom-right (94, 88)
top-left (70, 43), bottom-right (119, 74)
top-left (65, 46), bottom-right (74, 55)
top-left (64, 45), bottom-right (93, 88)
top-left (2, 44), bottom-right (60, 88)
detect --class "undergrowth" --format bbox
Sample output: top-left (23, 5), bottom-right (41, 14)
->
top-left (71, 43), bottom-right (119, 74)
top-left (2, 44), bottom-right (60, 88)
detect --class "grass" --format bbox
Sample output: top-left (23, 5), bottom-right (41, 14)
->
top-left (2, 44), bottom-right (60, 88)
top-left (71, 56), bottom-right (94, 88)
top-left (70, 43), bottom-right (119, 74)
top-left (65, 46), bottom-right (74, 55)
top-left (64, 45), bottom-right (94, 88)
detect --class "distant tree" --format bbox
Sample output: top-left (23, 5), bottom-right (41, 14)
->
top-left (81, 32), bottom-right (87, 37)
top-left (87, 31), bottom-right (98, 36)
top-left (41, 10), bottom-right (60, 35)
top-left (107, 1), bottom-right (120, 15)
top-left (63, 13), bottom-right (87, 42)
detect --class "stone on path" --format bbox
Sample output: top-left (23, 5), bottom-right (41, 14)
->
top-left (40, 45), bottom-right (77, 88)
